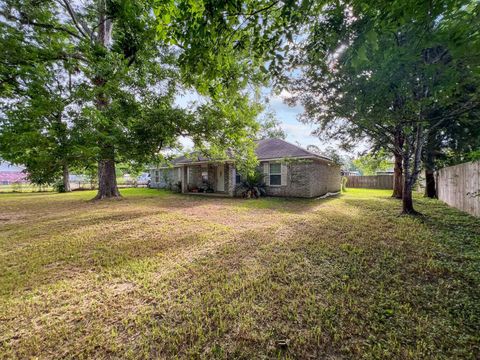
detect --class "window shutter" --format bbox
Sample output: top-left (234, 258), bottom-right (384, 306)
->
top-left (263, 162), bottom-right (270, 186)
top-left (281, 163), bottom-right (288, 186)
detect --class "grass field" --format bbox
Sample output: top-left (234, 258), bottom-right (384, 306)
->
top-left (0, 188), bottom-right (479, 359)
top-left (0, 184), bottom-right (53, 193)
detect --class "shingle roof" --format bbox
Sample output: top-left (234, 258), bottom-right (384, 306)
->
top-left (255, 138), bottom-right (330, 160)
top-left (169, 138), bottom-right (332, 165)
top-left (171, 152), bottom-right (210, 164)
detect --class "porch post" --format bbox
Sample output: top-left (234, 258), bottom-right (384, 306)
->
top-left (181, 165), bottom-right (188, 193)
top-left (227, 163), bottom-right (235, 197)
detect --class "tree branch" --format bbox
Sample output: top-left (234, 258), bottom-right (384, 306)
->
top-left (58, 0), bottom-right (92, 40)
top-left (0, 10), bottom-right (83, 40)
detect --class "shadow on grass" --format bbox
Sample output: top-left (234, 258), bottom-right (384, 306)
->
top-left (0, 193), bottom-right (346, 298)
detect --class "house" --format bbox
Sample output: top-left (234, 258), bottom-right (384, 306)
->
top-left (149, 138), bottom-right (341, 198)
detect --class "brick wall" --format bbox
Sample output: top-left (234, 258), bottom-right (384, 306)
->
top-left (151, 159), bottom-right (341, 198)
top-left (308, 159), bottom-right (341, 197)
top-left (259, 159), bottom-right (341, 198)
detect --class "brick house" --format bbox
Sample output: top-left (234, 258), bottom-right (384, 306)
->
top-left (149, 139), bottom-right (341, 198)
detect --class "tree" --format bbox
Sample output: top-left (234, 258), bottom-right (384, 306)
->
top-left (283, 0), bottom-right (480, 214)
top-left (0, 1), bottom-right (87, 192)
top-left (257, 107), bottom-right (286, 140)
top-left (352, 151), bottom-right (391, 176)
top-left (307, 145), bottom-right (345, 167)
top-left (0, 66), bottom-right (88, 192)
top-left (283, 2), bottom-right (406, 198)
top-left (1, 0), bottom-right (182, 198)
top-left (422, 92), bottom-right (480, 198)
top-left (1, 0), bottom-right (308, 198)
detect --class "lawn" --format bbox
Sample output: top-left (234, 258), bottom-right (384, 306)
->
top-left (0, 188), bottom-right (479, 359)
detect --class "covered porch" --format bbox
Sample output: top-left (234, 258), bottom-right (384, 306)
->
top-left (179, 162), bottom-right (235, 197)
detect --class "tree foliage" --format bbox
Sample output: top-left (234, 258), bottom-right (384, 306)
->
top-left (283, 0), bottom-right (480, 213)
top-left (0, 0), bottom-right (308, 197)
top-left (257, 107), bottom-right (286, 140)
top-left (352, 151), bottom-right (391, 176)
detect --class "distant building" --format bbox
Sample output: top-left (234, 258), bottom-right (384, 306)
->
top-left (0, 161), bottom-right (27, 184)
top-left (376, 169), bottom-right (394, 175)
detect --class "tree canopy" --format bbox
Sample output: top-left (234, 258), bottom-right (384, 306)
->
top-left (0, 0), bottom-right (308, 198)
top-left (283, 0), bottom-right (480, 213)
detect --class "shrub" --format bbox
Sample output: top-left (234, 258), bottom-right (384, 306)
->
top-left (53, 180), bottom-right (66, 193)
top-left (236, 170), bottom-right (267, 199)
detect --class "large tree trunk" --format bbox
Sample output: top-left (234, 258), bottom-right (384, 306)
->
top-left (424, 132), bottom-right (437, 198)
top-left (392, 128), bottom-right (404, 199)
top-left (402, 124), bottom-right (424, 215)
top-left (424, 168), bottom-right (436, 198)
top-left (402, 148), bottom-right (416, 214)
top-left (95, 154), bottom-right (120, 200)
top-left (93, 0), bottom-right (119, 199)
top-left (402, 184), bottom-right (415, 214)
top-left (392, 151), bottom-right (403, 198)
top-left (402, 174), bottom-right (416, 214)
top-left (62, 164), bottom-right (71, 192)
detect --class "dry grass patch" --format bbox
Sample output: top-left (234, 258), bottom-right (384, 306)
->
top-left (0, 188), bottom-right (479, 359)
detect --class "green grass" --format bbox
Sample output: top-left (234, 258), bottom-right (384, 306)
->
top-left (0, 184), bottom-right (53, 193)
top-left (0, 188), bottom-right (479, 359)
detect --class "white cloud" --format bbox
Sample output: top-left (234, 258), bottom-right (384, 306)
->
top-left (178, 136), bottom-right (194, 150)
top-left (281, 122), bottom-right (318, 145)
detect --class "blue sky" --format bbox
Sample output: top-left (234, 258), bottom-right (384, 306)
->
top-left (267, 92), bottom-right (326, 149)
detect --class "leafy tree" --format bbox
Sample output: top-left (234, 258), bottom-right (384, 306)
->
top-left (352, 151), bottom-right (391, 176)
top-left (1, 0), bottom-right (305, 198)
top-left (257, 107), bottom-right (286, 140)
top-left (307, 145), bottom-right (345, 167)
top-left (0, 2), bottom-right (88, 191)
top-left (0, 0), bottom-right (184, 198)
top-left (283, 0), bottom-right (480, 214)
top-left (423, 98), bottom-right (480, 198)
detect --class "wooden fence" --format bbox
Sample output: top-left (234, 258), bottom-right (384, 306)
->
top-left (437, 161), bottom-right (480, 217)
top-left (346, 175), bottom-right (393, 189)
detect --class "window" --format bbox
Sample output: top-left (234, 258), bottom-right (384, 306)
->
top-left (269, 163), bottom-right (281, 186)
top-left (201, 171), bottom-right (208, 183)
top-left (155, 170), bottom-right (159, 183)
top-left (235, 172), bottom-right (242, 184)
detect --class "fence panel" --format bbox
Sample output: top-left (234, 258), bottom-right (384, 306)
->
top-left (437, 161), bottom-right (480, 217)
top-left (346, 175), bottom-right (393, 189)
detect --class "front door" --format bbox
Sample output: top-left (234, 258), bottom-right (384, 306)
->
top-left (216, 165), bottom-right (225, 192)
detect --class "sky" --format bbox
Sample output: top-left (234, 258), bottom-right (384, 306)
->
top-left (0, 161), bottom-right (24, 172)
top-left (267, 92), bottom-right (326, 149)
top-left (175, 88), bottom-right (365, 156)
